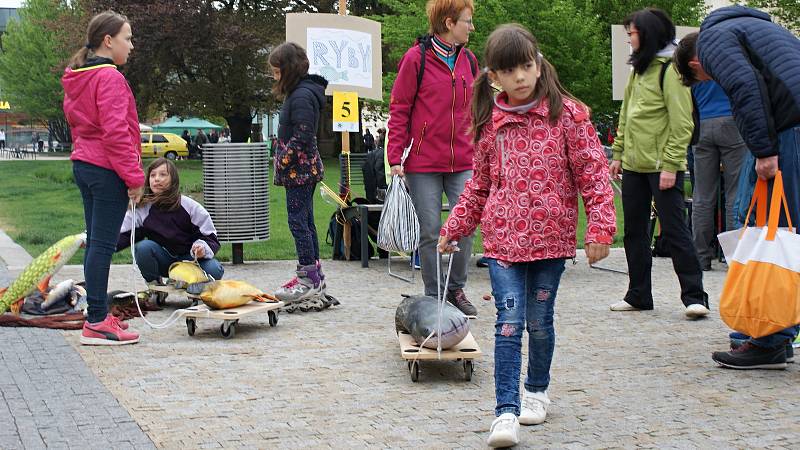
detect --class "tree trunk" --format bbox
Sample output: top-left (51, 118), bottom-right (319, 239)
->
top-left (225, 112), bottom-right (253, 143)
top-left (47, 118), bottom-right (71, 151)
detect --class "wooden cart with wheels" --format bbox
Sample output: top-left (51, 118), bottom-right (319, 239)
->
top-left (398, 329), bottom-right (482, 382)
top-left (182, 300), bottom-right (285, 339)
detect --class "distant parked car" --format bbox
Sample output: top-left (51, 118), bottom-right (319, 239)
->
top-left (140, 132), bottom-right (188, 160)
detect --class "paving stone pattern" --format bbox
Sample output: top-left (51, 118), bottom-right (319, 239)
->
top-left (39, 251), bottom-right (798, 449)
top-left (0, 326), bottom-right (155, 449)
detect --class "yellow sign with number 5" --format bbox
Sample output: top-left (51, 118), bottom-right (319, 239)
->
top-left (333, 91), bottom-right (359, 132)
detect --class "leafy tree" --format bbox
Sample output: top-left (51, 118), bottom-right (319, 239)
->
top-left (0, 0), bottom-right (76, 148)
top-left (740, 0), bottom-right (799, 33)
top-left (82, 0), bottom-right (317, 142)
top-left (377, 0), bottom-right (706, 121)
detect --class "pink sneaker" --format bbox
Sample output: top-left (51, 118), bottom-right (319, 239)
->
top-left (80, 314), bottom-right (139, 345)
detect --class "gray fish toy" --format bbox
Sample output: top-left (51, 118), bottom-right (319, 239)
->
top-left (395, 295), bottom-right (469, 350)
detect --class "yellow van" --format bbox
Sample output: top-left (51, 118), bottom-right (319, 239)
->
top-left (140, 132), bottom-right (188, 160)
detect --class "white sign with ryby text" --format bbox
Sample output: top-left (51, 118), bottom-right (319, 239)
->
top-left (307, 28), bottom-right (372, 89)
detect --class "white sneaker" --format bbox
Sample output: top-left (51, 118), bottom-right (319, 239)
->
top-left (610, 300), bottom-right (640, 311)
top-left (685, 303), bottom-right (710, 318)
top-left (487, 413), bottom-right (520, 448)
top-left (520, 390), bottom-right (550, 425)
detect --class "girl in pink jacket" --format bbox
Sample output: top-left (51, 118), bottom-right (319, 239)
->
top-left (438, 24), bottom-right (616, 448)
top-left (62, 11), bottom-right (143, 346)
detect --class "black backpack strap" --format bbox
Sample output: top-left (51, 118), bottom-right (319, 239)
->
top-left (690, 90), bottom-right (700, 146)
top-left (465, 49), bottom-right (478, 77)
top-left (416, 41), bottom-right (427, 91)
top-left (659, 60), bottom-right (671, 93)
top-left (406, 36), bottom-right (430, 134)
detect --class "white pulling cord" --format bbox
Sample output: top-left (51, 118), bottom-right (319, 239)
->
top-left (411, 243), bottom-right (457, 361)
top-left (128, 200), bottom-right (198, 329)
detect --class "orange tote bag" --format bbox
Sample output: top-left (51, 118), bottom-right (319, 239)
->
top-left (717, 171), bottom-right (800, 338)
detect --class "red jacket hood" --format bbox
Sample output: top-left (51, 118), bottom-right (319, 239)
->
top-left (63, 64), bottom-right (144, 188)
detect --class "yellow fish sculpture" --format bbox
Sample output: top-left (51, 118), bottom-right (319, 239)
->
top-left (196, 280), bottom-right (278, 310)
top-left (0, 233), bottom-right (86, 315)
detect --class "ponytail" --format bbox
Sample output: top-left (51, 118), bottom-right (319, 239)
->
top-left (470, 71), bottom-right (495, 144)
top-left (67, 47), bottom-right (90, 70)
top-left (535, 57), bottom-right (583, 125)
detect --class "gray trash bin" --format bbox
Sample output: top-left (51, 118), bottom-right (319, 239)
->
top-left (202, 143), bottom-right (270, 263)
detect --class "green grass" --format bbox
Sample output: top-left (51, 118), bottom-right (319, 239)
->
top-left (0, 158), bottom-right (626, 264)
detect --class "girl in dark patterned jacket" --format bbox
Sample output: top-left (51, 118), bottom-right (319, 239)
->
top-left (268, 42), bottom-right (327, 304)
top-left (438, 24), bottom-right (616, 448)
top-left (117, 158), bottom-right (224, 285)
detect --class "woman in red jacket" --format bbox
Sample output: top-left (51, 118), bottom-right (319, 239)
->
top-left (387, 0), bottom-right (478, 315)
top-left (63, 11), bottom-right (143, 345)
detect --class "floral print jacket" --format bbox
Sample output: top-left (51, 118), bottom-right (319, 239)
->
top-left (441, 93), bottom-right (617, 262)
top-left (274, 74), bottom-right (326, 187)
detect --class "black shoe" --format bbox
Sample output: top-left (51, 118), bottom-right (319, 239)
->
top-left (712, 342), bottom-right (787, 369)
top-left (701, 263), bottom-right (712, 271)
top-left (730, 340), bottom-right (794, 363)
top-left (446, 288), bottom-right (478, 316)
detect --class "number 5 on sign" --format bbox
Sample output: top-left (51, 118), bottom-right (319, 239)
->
top-left (333, 91), bottom-right (359, 133)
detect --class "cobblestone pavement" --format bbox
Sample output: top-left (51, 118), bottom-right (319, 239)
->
top-left (39, 251), bottom-right (798, 449)
top-left (0, 328), bottom-right (156, 450)
top-left (0, 232), bottom-right (155, 450)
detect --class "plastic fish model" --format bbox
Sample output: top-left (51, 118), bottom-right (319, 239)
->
top-left (41, 279), bottom-right (75, 311)
top-left (395, 295), bottom-right (470, 350)
top-left (0, 233), bottom-right (86, 315)
top-left (196, 280), bottom-right (278, 310)
top-left (168, 261), bottom-right (209, 289)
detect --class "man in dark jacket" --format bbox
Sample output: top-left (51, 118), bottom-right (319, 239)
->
top-left (362, 129), bottom-right (375, 152)
top-left (194, 129), bottom-right (209, 156)
top-left (674, 6), bottom-right (800, 370)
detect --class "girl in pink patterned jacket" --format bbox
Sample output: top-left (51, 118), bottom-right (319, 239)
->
top-left (437, 24), bottom-right (616, 448)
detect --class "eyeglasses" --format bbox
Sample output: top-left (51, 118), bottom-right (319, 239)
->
top-left (626, 31), bottom-right (639, 37)
top-left (459, 18), bottom-right (474, 26)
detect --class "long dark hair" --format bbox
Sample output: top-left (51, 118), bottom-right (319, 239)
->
top-left (268, 42), bottom-right (309, 100)
top-left (67, 11), bottom-right (128, 70)
top-left (143, 158), bottom-right (181, 210)
top-left (623, 8), bottom-right (676, 75)
top-left (471, 24), bottom-right (580, 143)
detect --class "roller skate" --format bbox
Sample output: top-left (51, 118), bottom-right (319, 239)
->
top-left (276, 264), bottom-right (322, 312)
top-left (279, 263), bottom-right (340, 313)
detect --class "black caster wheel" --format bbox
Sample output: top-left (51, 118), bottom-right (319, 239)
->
top-left (268, 311), bottom-right (278, 327)
top-left (186, 318), bottom-right (196, 336)
top-left (409, 360), bottom-right (419, 382)
top-left (464, 360), bottom-right (474, 381)
top-left (220, 321), bottom-right (235, 339)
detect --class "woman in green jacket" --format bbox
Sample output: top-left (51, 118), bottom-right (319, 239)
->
top-left (609, 8), bottom-right (709, 318)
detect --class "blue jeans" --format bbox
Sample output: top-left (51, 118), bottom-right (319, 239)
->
top-left (73, 161), bottom-right (130, 323)
top-left (731, 126), bottom-right (800, 349)
top-left (285, 183), bottom-right (319, 266)
top-left (489, 258), bottom-right (566, 417)
top-left (134, 239), bottom-right (224, 282)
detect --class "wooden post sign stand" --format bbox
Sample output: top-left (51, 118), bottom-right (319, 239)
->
top-left (285, 4), bottom-right (382, 201)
